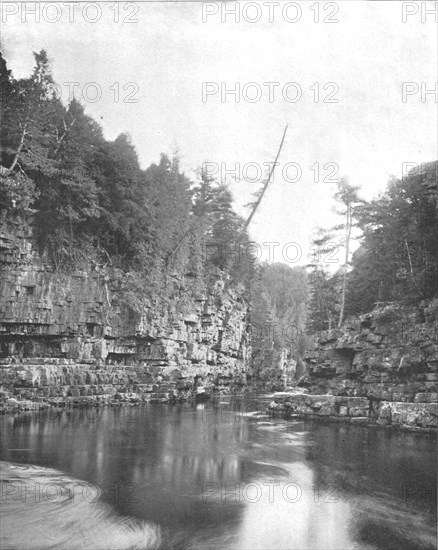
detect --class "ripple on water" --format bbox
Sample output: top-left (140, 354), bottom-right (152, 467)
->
top-left (0, 461), bottom-right (161, 550)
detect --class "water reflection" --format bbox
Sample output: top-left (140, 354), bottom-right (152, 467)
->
top-left (0, 397), bottom-right (436, 550)
top-left (228, 461), bottom-right (353, 550)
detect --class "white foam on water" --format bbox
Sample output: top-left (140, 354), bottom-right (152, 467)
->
top-left (0, 461), bottom-right (161, 550)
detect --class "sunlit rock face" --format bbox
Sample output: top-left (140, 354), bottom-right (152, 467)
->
top-left (274, 303), bottom-right (437, 431)
top-left (0, 221), bottom-right (251, 409)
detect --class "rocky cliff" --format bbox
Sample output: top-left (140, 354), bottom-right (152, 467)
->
top-left (0, 220), bottom-right (251, 412)
top-left (270, 302), bottom-right (437, 432)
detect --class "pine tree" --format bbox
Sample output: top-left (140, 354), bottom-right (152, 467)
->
top-left (346, 164), bottom-right (437, 313)
top-left (333, 178), bottom-right (362, 327)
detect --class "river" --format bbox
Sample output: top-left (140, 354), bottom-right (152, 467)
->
top-left (0, 395), bottom-right (436, 549)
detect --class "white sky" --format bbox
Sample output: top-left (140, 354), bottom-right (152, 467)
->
top-left (1, 1), bottom-right (437, 266)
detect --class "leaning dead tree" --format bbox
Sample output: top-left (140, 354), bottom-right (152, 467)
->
top-left (165, 125), bottom-right (288, 266)
top-left (242, 124), bottom-right (288, 232)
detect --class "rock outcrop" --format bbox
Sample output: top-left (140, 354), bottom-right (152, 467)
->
top-left (270, 302), bottom-right (437, 432)
top-left (0, 220), bottom-right (251, 412)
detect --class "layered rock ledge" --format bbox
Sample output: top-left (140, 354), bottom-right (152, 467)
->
top-left (269, 301), bottom-right (438, 433)
top-left (0, 221), bottom-right (251, 413)
top-left (268, 392), bottom-right (437, 432)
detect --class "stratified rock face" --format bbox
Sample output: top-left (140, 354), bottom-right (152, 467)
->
top-left (271, 303), bottom-right (437, 432)
top-left (0, 221), bottom-right (251, 410)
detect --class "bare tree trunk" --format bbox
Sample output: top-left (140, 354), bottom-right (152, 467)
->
top-left (68, 190), bottom-right (73, 261)
top-left (53, 117), bottom-right (76, 157)
top-left (167, 125), bottom-right (289, 264)
top-left (338, 206), bottom-right (352, 328)
top-left (405, 239), bottom-right (422, 296)
top-left (405, 239), bottom-right (414, 277)
top-left (242, 125), bottom-right (288, 232)
top-left (4, 124), bottom-right (27, 176)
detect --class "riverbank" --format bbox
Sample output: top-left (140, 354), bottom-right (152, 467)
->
top-left (3, 387), bottom-right (437, 435)
top-left (268, 391), bottom-right (437, 433)
top-left (0, 382), bottom-right (248, 415)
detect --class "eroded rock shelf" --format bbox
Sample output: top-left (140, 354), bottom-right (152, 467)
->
top-left (0, 221), bottom-right (251, 412)
top-left (270, 302), bottom-right (438, 432)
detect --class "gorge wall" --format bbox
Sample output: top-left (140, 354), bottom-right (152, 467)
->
top-left (0, 220), bottom-right (251, 412)
top-left (270, 302), bottom-right (437, 432)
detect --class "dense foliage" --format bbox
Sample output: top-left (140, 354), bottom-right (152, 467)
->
top-left (0, 51), bottom-right (252, 290)
top-left (307, 164), bottom-right (437, 330)
top-left (346, 164), bottom-right (437, 315)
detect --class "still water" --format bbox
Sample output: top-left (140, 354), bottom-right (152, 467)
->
top-left (1, 395), bottom-right (436, 550)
